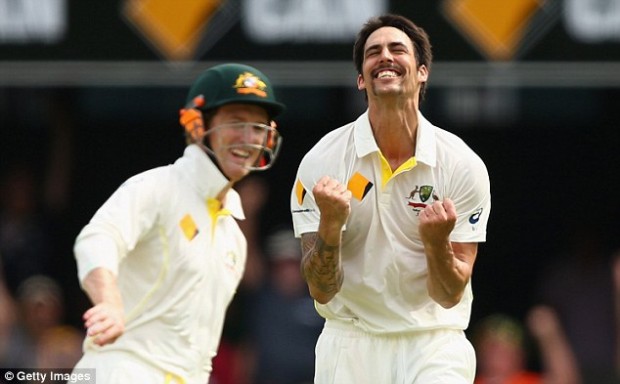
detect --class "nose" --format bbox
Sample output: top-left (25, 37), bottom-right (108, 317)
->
top-left (378, 46), bottom-right (393, 62)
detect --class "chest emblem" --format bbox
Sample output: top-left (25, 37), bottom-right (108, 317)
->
top-left (407, 185), bottom-right (439, 212)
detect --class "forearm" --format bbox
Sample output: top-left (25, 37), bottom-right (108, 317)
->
top-left (81, 267), bottom-right (126, 346)
top-left (538, 331), bottom-right (581, 384)
top-left (528, 305), bottom-right (581, 384)
top-left (424, 241), bottom-right (472, 308)
top-left (301, 230), bottom-right (344, 304)
top-left (82, 267), bottom-right (123, 307)
top-left (301, 175), bottom-right (351, 304)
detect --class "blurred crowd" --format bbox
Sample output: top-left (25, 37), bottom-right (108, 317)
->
top-left (472, 225), bottom-right (620, 384)
top-left (2, 161), bottom-right (620, 384)
top-left (1, 93), bottom-right (620, 383)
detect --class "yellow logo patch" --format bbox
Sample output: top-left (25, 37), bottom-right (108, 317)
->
top-left (179, 213), bottom-right (199, 240)
top-left (295, 179), bottom-right (306, 205)
top-left (347, 172), bottom-right (373, 201)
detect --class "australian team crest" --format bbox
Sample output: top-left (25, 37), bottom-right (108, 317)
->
top-left (234, 72), bottom-right (268, 97)
top-left (407, 185), bottom-right (439, 212)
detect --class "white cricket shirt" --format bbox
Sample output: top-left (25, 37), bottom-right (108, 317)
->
top-left (291, 111), bottom-right (491, 333)
top-left (74, 144), bottom-right (247, 380)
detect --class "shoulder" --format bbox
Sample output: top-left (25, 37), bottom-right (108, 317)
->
top-left (299, 121), bottom-right (355, 167)
top-left (112, 165), bottom-right (178, 206)
top-left (122, 165), bottom-right (174, 188)
top-left (294, 121), bottom-right (356, 193)
top-left (308, 122), bottom-right (355, 154)
top-left (430, 126), bottom-right (490, 201)
top-left (434, 127), bottom-right (487, 172)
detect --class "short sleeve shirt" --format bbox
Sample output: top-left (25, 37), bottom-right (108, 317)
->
top-left (290, 111), bottom-right (491, 333)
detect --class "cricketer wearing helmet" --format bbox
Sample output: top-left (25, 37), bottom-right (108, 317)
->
top-left (72, 63), bottom-right (285, 384)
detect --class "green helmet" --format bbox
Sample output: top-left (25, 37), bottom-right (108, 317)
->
top-left (185, 63), bottom-right (285, 119)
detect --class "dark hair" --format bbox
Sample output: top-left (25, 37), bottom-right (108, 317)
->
top-left (353, 14), bottom-right (433, 99)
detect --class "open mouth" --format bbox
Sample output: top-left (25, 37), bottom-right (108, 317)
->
top-left (374, 68), bottom-right (401, 79)
top-left (231, 148), bottom-right (251, 159)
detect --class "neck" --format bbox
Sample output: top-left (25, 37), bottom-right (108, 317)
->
top-left (368, 101), bottom-right (419, 170)
top-left (216, 180), bottom-right (235, 203)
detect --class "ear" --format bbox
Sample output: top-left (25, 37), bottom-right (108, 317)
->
top-left (357, 73), bottom-right (366, 91)
top-left (417, 65), bottom-right (429, 82)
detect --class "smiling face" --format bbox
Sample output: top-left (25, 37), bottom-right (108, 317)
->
top-left (357, 26), bottom-right (428, 102)
top-left (205, 103), bottom-right (271, 182)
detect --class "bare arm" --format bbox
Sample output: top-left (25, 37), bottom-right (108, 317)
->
top-left (81, 267), bottom-right (125, 346)
top-left (527, 305), bottom-right (581, 384)
top-left (300, 232), bottom-right (344, 304)
top-left (419, 198), bottom-right (477, 308)
top-left (300, 176), bottom-right (351, 304)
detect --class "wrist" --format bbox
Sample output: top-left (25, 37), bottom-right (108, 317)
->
top-left (423, 238), bottom-right (453, 256)
top-left (318, 223), bottom-right (344, 246)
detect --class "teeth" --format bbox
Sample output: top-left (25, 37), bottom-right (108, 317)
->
top-left (232, 149), bottom-right (250, 158)
top-left (377, 70), bottom-right (398, 78)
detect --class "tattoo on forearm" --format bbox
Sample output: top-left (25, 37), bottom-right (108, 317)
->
top-left (301, 233), bottom-right (344, 295)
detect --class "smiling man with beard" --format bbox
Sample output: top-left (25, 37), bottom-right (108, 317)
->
top-left (291, 14), bottom-right (491, 384)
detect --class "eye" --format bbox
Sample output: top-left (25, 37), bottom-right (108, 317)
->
top-left (365, 48), bottom-right (380, 58)
top-left (390, 44), bottom-right (408, 54)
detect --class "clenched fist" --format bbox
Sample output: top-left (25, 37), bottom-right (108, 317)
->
top-left (313, 176), bottom-right (352, 232)
top-left (419, 198), bottom-right (457, 245)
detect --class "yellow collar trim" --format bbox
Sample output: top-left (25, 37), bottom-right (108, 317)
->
top-left (207, 198), bottom-right (232, 237)
top-left (379, 153), bottom-right (417, 187)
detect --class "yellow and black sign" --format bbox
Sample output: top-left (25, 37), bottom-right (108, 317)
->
top-left (442, 0), bottom-right (551, 61)
top-left (123, 0), bottom-right (226, 60)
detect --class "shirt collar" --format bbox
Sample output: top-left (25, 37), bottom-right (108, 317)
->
top-left (176, 144), bottom-right (245, 219)
top-left (415, 112), bottom-right (437, 167)
top-left (353, 109), bottom-right (437, 167)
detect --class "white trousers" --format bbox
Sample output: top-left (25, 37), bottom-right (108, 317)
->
top-left (314, 321), bottom-right (476, 384)
top-left (73, 350), bottom-right (207, 384)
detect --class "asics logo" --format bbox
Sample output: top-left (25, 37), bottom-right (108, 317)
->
top-left (469, 208), bottom-right (483, 224)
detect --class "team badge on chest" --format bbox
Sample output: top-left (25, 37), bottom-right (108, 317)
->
top-left (406, 185), bottom-right (439, 212)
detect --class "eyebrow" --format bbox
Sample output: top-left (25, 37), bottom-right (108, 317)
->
top-left (365, 41), bottom-right (410, 54)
